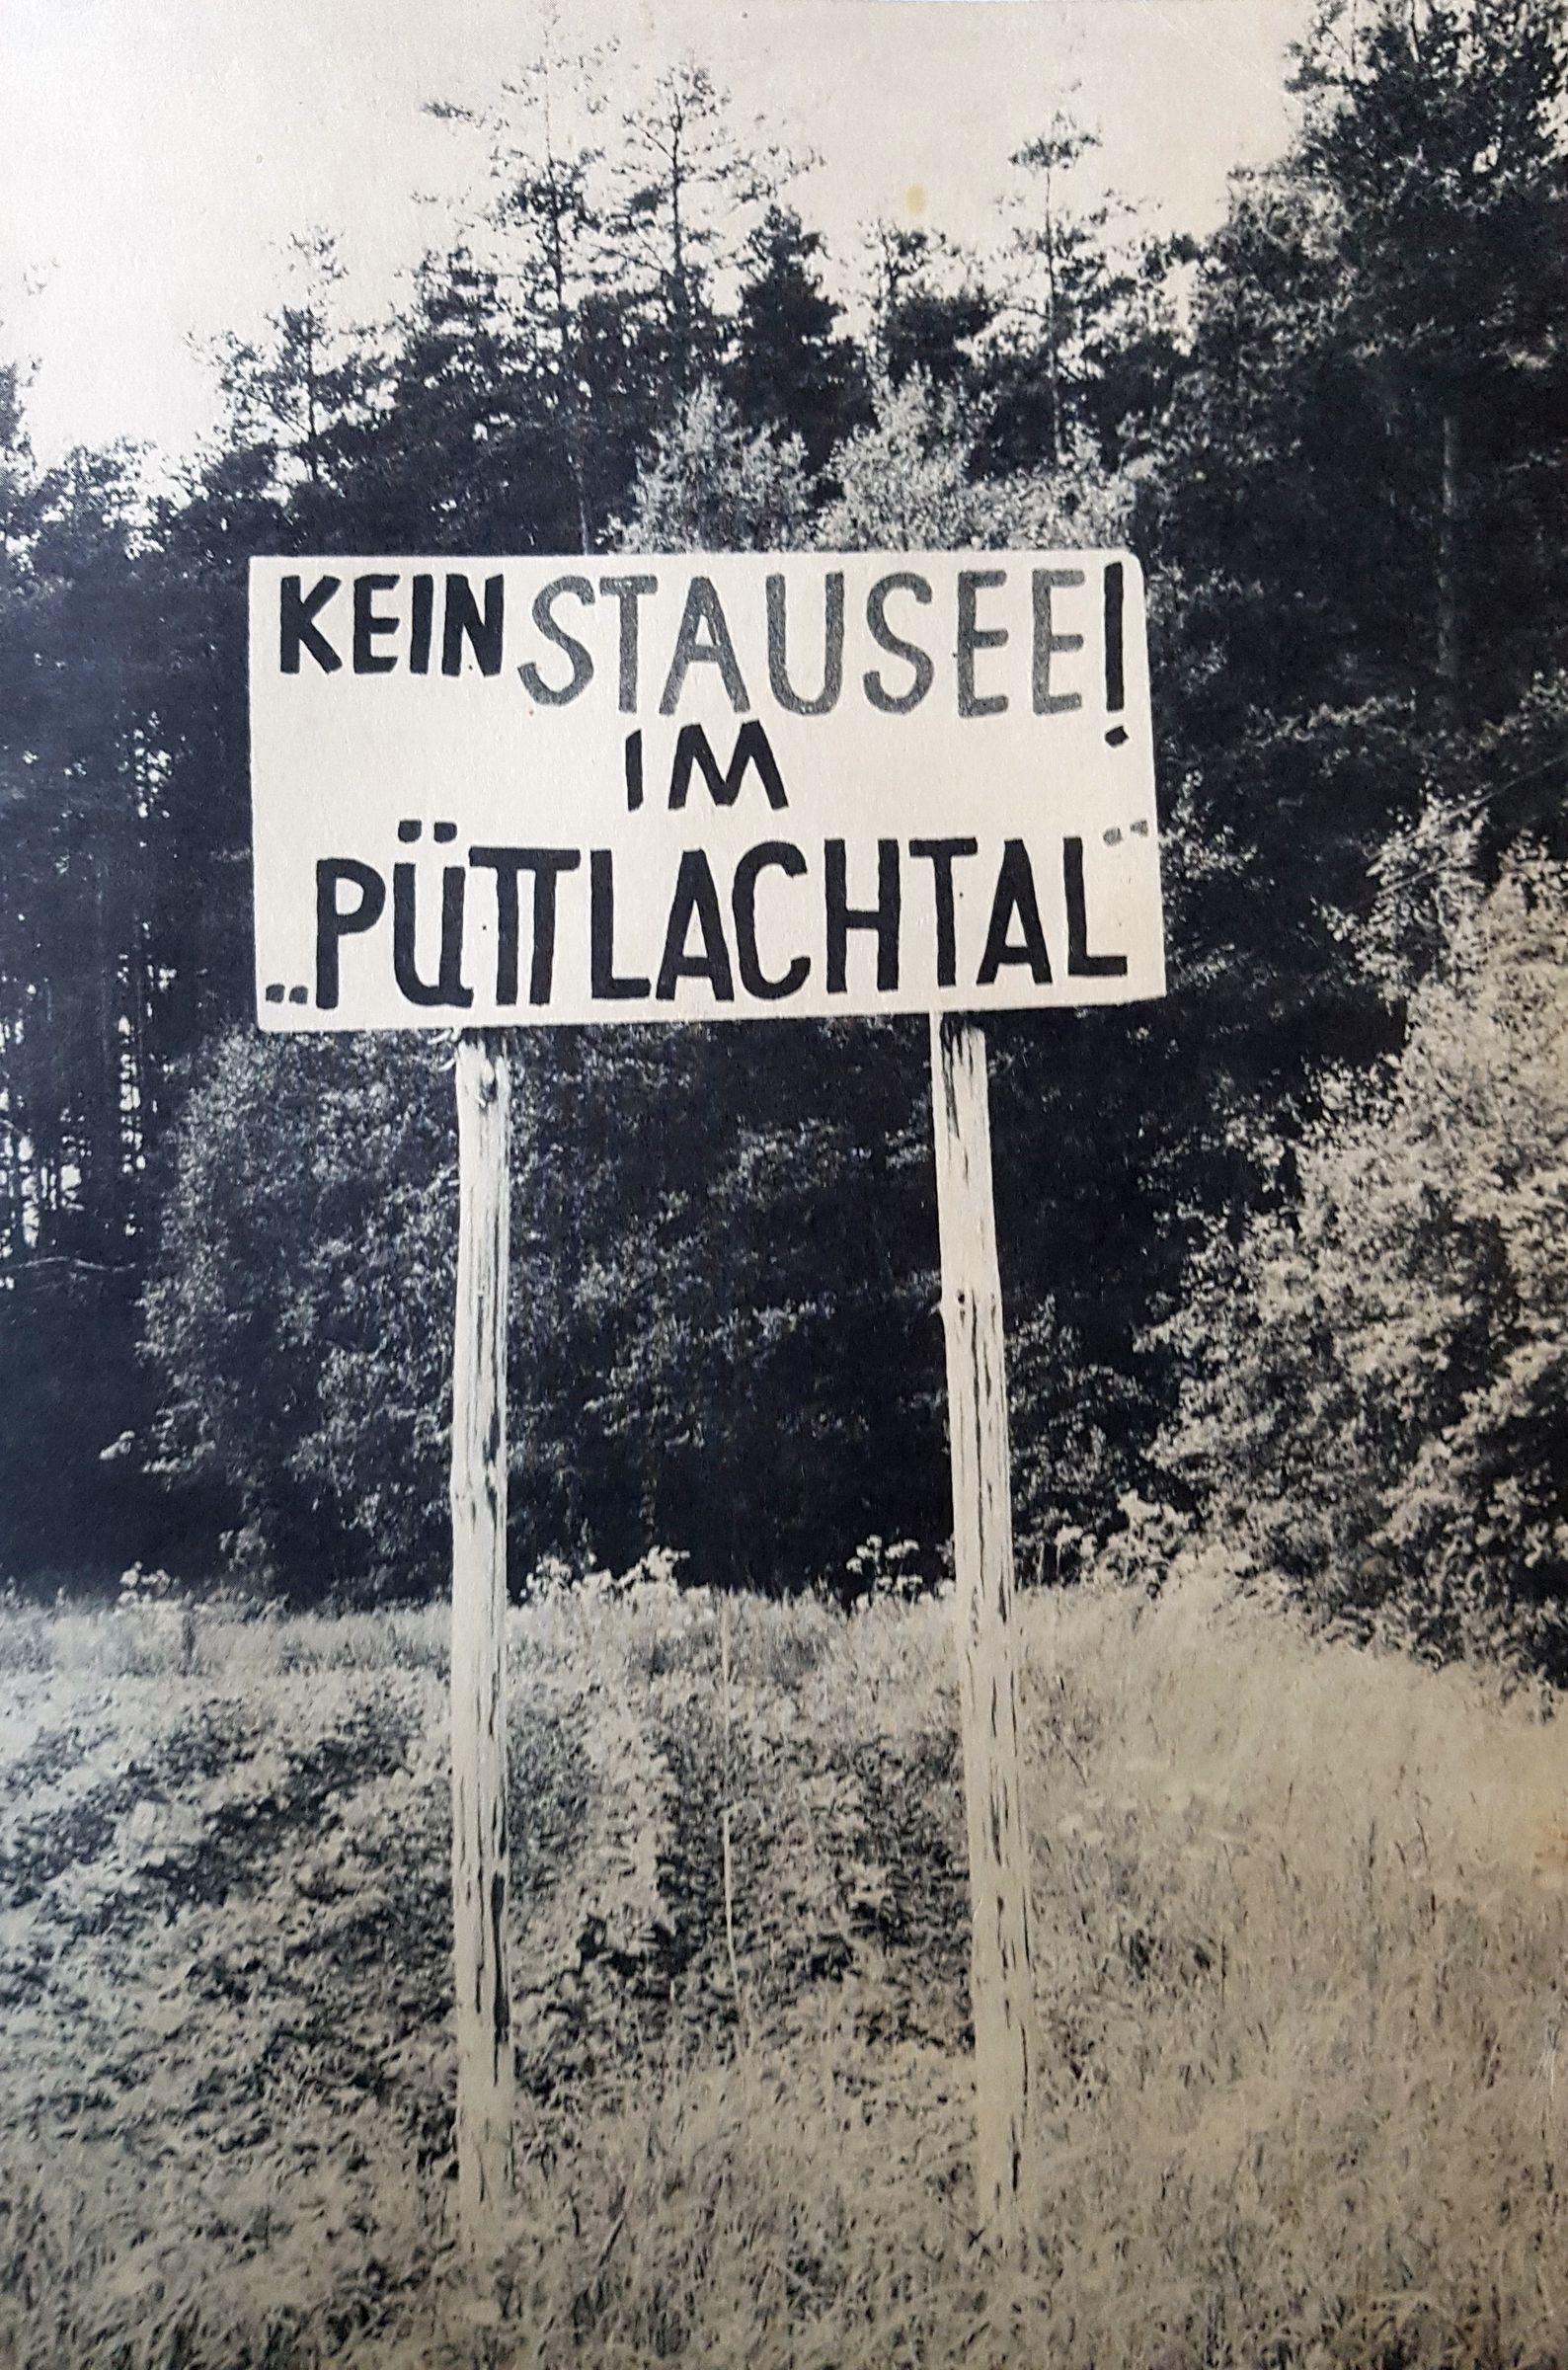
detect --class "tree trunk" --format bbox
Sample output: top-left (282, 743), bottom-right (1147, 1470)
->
top-left (1437, 406), bottom-right (1461, 705)
top-left (1044, 178), bottom-right (1063, 463)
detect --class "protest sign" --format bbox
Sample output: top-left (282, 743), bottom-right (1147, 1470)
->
top-left (249, 540), bottom-right (1163, 2257)
top-left (251, 550), bottom-right (1163, 1029)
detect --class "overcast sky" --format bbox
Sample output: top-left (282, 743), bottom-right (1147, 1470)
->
top-left (1, 0), bottom-right (1313, 469)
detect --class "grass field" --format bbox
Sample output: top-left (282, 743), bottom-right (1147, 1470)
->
top-left (2, 1570), bottom-right (1566, 2369)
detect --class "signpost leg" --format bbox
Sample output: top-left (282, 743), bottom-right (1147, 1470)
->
top-left (929, 1013), bottom-right (1035, 2249)
top-left (451, 1030), bottom-right (515, 2264)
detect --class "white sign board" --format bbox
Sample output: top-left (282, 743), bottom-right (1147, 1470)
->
top-left (250, 550), bottom-right (1163, 1028)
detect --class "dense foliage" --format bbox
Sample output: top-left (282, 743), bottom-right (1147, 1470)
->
top-left (1, 1), bottom-right (1564, 1641)
top-left (1158, 833), bottom-right (1568, 1670)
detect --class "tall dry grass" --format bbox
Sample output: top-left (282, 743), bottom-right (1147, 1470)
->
top-left (1003, 1572), bottom-right (1568, 2367)
top-left (1, 1573), bottom-right (1564, 2368)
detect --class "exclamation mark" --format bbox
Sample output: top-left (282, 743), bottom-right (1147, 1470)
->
top-left (624, 729), bottom-right (644, 812)
top-left (1103, 560), bottom-right (1128, 748)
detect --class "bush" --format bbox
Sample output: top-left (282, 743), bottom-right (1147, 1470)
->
top-left (1156, 839), bottom-right (1568, 1667)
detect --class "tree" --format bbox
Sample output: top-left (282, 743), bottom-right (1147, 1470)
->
top-left (204, 232), bottom-right (379, 540)
top-left (1292, 0), bottom-right (1568, 708)
top-left (1149, 0), bottom-right (1568, 724)
top-left (428, 40), bottom-right (619, 551)
top-left (864, 222), bottom-right (992, 396)
top-left (141, 1013), bottom-right (956, 1598)
top-left (0, 431), bottom-right (161, 1268)
top-left (728, 205), bottom-right (867, 475)
top-left (358, 247), bottom-right (578, 553)
top-left (137, 259), bottom-right (380, 1085)
top-left (817, 370), bottom-right (988, 550)
top-left (1106, 0), bottom-right (1568, 1353)
top-left (988, 112), bottom-right (1134, 465)
top-left (818, 365), bottom-right (1133, 553)
top-left (0, 377), bottom-right (183, 1577)
top-left (611, 59), bottom-right (776, 402)
top-left (1155, 841), bottom-right (1568, 1671)
top-left (616, 379), bottom-right (816, 550)
top-left (143, 1032), bottom-right (458, 1590)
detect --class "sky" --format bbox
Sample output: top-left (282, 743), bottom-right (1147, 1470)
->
top-left (0, 0), bottom-right (1315, 469)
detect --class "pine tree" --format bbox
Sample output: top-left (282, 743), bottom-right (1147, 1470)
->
top-left (428, 42), bottom-right (618, 550)
top-left (864, 222), bottom-right (992, 396)
top-left (994, 114), bottom-right (1128, 462)
top-left (1291, 0), bottom-right (1568, 708)
top-left (728, 205), bottom-right (867, 475)
top-left (611, 59), bottom-right (776, 404)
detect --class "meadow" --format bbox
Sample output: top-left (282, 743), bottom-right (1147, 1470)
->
top-left (2, 1568), bottom-right (1565, 2370)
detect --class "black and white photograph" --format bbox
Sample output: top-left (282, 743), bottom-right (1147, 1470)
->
top-left (2, 0), bottom-right (1566, 2361)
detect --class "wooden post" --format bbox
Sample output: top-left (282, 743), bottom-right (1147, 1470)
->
top-left (929, 1012), bottom-right (1035, 2248)
top-left (450, 1030), bottom-right (514, 2263)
